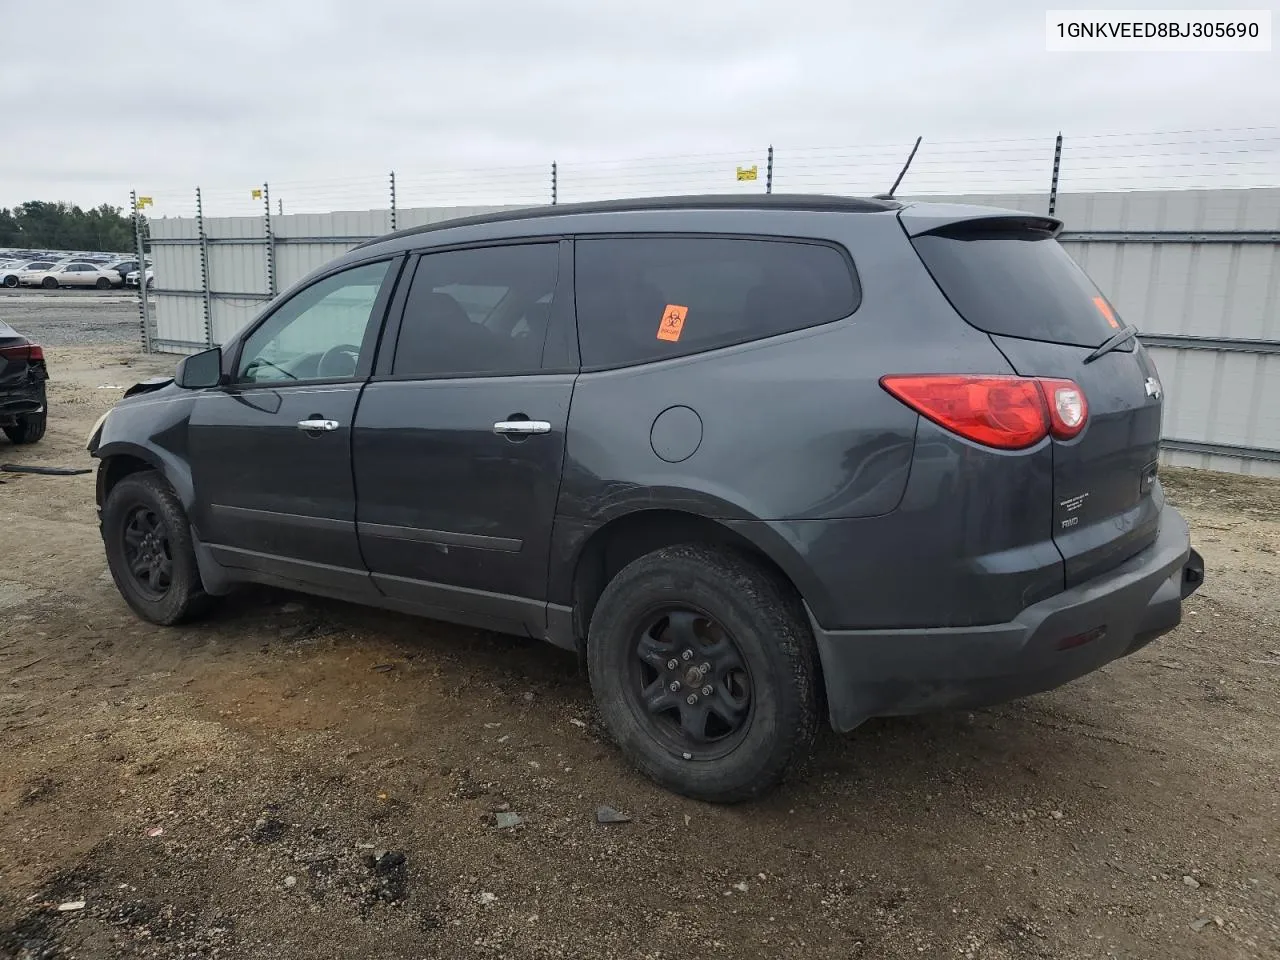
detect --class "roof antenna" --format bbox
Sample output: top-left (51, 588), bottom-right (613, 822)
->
top-left (877, 136), bottom-right (922, 199)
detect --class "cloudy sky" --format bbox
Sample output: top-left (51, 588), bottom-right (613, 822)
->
top-left (2, 0), bottom-right (1278, 215)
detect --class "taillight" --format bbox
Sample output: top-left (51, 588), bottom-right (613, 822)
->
top-left (880, 374), bottom-right (1088, 450)
top-left (0, 343), bottom-right (42, 362)
top-left (1040, 378), bottom-right (1087, 440)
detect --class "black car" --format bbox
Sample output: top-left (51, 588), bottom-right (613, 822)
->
top-left (105, 260), bottom-right (142, 287)
top-left (0, 320), bottom-right (48, 444)
top-left (87, 195), bottom-right (1204, 802)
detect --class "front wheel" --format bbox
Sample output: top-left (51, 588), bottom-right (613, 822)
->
top-left (1, 275), bottom-right (17, 288)
top-left (587, 544), bottom-right (821, 803)
top-left (102, 471), bottom-right (215, 625)
top-left (41, 276), bottom-right (57, 289)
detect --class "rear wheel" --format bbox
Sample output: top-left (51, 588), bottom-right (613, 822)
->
top-left (2, 384), bottom-right (46, 444)
top-left (587, 544), bottom-right (821, 803)
top-left (41, 276), bottom-right (57, 289)
top-left (102, 471), bottom-right (215, 625)
top-left (2, 275), bottom-right (16, 288)
top-left (95, 276), bottom-right (111, 289)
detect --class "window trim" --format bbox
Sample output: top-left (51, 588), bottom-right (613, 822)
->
top-left (222, 254), bottom-right (406, 392)
top-left (569, 231), bottom-right (862, 373)
top-left (372, 237), bottom-right (572, 383)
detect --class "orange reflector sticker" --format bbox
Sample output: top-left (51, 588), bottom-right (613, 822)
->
top-left (1093, 296), bottom-right (1120, 329)
top-left (657, 304), bottom-right (688, 342)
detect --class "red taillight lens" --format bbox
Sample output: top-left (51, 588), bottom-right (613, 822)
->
top-left (0, 343), bottom-right (42, 362)
top-left (880, 374), bottom-right (1088, 450)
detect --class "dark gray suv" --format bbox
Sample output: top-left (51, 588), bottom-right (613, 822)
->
top-left (88, 195), bottom-right (1204, 802)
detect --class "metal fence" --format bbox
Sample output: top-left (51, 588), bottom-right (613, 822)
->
top-left (136, 129), bottom-right (1280, 477)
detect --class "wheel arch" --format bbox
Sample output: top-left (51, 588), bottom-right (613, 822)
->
top-left (567, 508), bottom-right (819, 648)
top-left (95, 441), bottom-right (193, 514)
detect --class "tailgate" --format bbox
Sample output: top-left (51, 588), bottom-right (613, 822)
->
top-left (988, 335), bottom-right (1163, 585)
top-left (907, 212), bottom-right (1164, 587)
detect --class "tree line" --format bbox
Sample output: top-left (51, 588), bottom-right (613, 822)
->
top-left (0, 201), bottom-right (147, 254)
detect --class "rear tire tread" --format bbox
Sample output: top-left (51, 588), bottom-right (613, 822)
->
top-left (3, 412), bottom-right (46, 445)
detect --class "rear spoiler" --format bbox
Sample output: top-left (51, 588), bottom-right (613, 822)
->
top-left (896, 202), bottom-right (1063, 239)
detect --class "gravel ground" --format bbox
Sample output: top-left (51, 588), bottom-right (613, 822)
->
top-left (0, 290), bottom-right (147, 347)
top-left (0, 344), bottom-right (1277, 960)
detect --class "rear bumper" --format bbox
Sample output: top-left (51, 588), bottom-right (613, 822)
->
top-left (810, 507), bottom-right (1203, 732)
top-left (0, 382), bottom-right (45, 422)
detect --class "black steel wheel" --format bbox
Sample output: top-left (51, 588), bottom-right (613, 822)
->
top-left (102, 470), bottom-right (215, 625)
top-left (121, 505), bottom-right (173, 598)
top-left (626, 608), bottom-right (753, 761)
top-left (588, 543), bottom-right (820, 803)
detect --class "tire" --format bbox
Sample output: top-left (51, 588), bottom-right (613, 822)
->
top-left (101, 470), bottom-right (215, 625)
top-left (2, 384), bottom-right (46, 444)
top-left (41, 276), bottom-right (57, 289)
top-left (95, 277), bottom-right (111, 289)
top-left (2, 275), bottom-right (16, 288)
top-left (587, 543), bottom-right (821, 803)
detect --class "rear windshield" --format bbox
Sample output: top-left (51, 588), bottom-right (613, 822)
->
top-left (912, 224), bottom-right (1122, 348)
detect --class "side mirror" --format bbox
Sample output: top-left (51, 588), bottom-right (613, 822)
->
top-left (175, 346), bottom-right (224, 389)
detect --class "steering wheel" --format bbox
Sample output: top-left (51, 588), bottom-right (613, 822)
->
top-left (317, 344), bottom-right (361, 379)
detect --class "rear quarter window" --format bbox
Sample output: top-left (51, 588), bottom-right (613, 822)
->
top-left (574, 236), bottom-right (859, 368)
top-left (911, 224), bottom-right (1121, 348)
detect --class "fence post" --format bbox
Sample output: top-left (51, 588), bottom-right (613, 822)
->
top-left (766, 145), bottom-right (774, 194)
top-left (1048, 132), bottom-right (1062, 217)
top-left (196, 186), bottom-right (212, 346)
top-left (263, 182), bottom-right (276, 298)
top-left (551, 161), bottom-right (558, 205)
top-left (131, 190), bottom-right (152, 353)
top-left (389, 171), bottom-right (397, 231)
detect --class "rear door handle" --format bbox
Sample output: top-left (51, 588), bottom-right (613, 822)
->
top-left (297, 418), bottom-right (340, 432)
top-left (493, 420), bottom-right (551, 436)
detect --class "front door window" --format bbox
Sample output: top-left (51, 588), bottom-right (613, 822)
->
top-left (237, 260), bottom-right (392, 383)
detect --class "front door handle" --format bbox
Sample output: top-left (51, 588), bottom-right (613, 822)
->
top-left (493, 419), bottom-right (551, 436)
top-left (297, 418), bottom-right (340, 432)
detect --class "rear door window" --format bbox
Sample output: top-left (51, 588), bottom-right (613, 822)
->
top-left (911, 222), bottom-right (1122, 348)
top-left (392, 243), bottom-right (560, 379)
top-left (574, 237), bottom-right (859, 368)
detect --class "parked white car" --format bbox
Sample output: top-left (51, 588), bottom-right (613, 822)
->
top-left (22, 261), bottom-right (123, 289)
top-left (2, 261), bottom-right (58, 288)
top-left (125, 267), bottom-right (155, 289)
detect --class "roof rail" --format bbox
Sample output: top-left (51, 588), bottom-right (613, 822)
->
top-left (354, 193), bottom-right (901, 248)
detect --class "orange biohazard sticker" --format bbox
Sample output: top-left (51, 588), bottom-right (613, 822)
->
top-left (1092, 295), bottom-right (1120, 329)
top-left (657, 304), bottom-right (688, 342)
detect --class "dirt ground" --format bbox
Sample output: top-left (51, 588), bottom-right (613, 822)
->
top-left (1, 338), bottom-right (1278, 960)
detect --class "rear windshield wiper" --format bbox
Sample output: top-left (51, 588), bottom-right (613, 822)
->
top-left (1083, 324), bottom-right (1138, 364)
